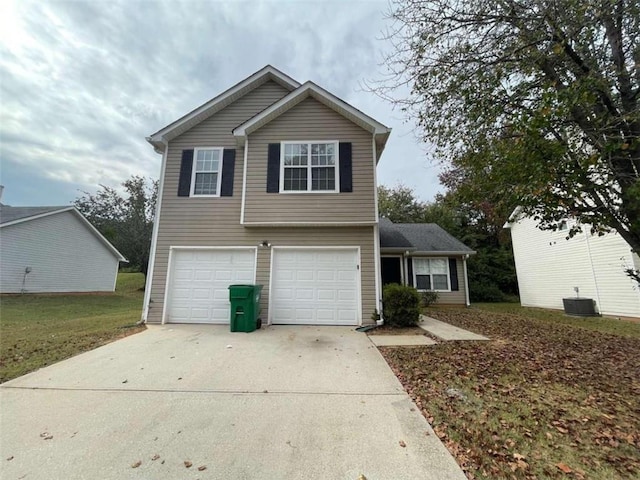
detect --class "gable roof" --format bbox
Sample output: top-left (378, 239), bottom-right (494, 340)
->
top-left (0, 205), bottom-right (127, 262)
top-left (147, 65), bottom-right (300, 152)
top-left (379, 217), bottom-right (415, 252)
top-left (0, 205), bottom-right (66, 225)
top-left (379, 218), bottom-right (475, 255)
top-left (232, 81), bottom-right (391, 160)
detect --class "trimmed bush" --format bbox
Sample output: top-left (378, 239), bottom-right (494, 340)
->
top-left (421, 290), bottom-right (439, 307)
top-left (470, 282), bottom-right (507, 303)
top-left (382, 283), bottom-right (421, 327)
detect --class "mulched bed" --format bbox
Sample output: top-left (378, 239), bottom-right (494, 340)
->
top-left (379, 308), bottom-right (640, 479)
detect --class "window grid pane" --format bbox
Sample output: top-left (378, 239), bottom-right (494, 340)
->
top-left (311, 167), bottom-right (335, 191)
top-left (282, 143), bottom-right (337, 192)
top-left (430, 259), bottom-right (447, 274)
top-left (194, 172), bottom-right (218, 195)
top-left (416, 275), bottom-right (431, 290)
top-left (414, 259), bottom-right (431, 275)
top-left (311, 143), bottom-right (336, 166)
top-left (433, 274), bottom-right (448, 290)
top-left (283, 167), bottom-right (308, 191)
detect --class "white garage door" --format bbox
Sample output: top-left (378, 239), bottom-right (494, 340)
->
top-left (271, 248), bottom-right (360, 325)
top-left (166, 249), bottom-right (256, 324)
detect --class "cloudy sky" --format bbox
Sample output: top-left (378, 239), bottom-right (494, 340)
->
top-left (0, 0), bottom-right (442, 207)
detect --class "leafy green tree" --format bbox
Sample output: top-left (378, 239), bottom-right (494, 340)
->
top-left (377, 0), bottom-right (640, 279)
top-left (378, 184), bottom-right (427, 222)
top-left (378, 185), bottom-right (519, 301)
top-left (75, 176), bottom-right (158, 276)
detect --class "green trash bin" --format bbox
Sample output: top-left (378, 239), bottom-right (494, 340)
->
top-left (228, 284), bottom-right (263, 332)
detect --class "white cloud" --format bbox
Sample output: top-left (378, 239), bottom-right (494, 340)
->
top-left (0, 0), bottom-right (441, 206)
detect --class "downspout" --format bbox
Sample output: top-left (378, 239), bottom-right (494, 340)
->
top-left (372, 135), bottom-right (383, 325)
top-left (373, 223), bottom-right (383, 324)
top-left (141, 138), bottom-right (168, 323)
top-left (583, 230), bottom-right (603, 313)
top-left (463, 254), bottom-right (471, 307)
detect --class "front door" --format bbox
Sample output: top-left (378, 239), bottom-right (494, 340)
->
top-left (381, 256), bottom-right (402, 286)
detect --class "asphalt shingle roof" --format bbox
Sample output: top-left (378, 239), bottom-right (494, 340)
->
top-left (379, 217), bottom-right (474, 253)
top-left (0, 205), bottom-right (70, 226)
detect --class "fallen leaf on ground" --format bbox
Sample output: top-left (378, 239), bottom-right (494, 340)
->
top-left (131, 461), bottom-right (141, 468)
top-left (556, 462), bottom-right (572, 474)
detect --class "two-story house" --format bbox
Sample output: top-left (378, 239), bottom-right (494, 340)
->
top-left (142, 66), bottom-right (390, 326)
top-left (143, 66), bottom-right (473, 326)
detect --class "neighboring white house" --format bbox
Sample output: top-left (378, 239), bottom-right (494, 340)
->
top-left (505, 212), bottom-right (640, 318)
top-left (0, 204), bottom-right (127, 293)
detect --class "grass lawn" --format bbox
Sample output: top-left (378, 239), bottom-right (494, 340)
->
top-left (379, 304), bottom-right (640, 479)
top-left (0, 273), bottom-right (146, 383)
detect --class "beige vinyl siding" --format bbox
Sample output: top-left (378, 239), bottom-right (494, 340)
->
top-left (147, 226), bottom-right (376, 324)
top-left (437, 258), bottom-right (467, 305)
top-left (410, 256), bottom-right (467, 305)
top-left (147, 80), bottom-right (377, 324)
top-left (244, 97), bottom-right (376, 224)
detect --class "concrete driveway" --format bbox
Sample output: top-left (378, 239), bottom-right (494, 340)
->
top-left (0, 325), bottom-right (465, 480)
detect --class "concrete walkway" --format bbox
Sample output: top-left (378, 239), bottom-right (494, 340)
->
top-left (419, 315), bottom-right (489, 341)
top-left (1, 325), bottom-right (466, 480)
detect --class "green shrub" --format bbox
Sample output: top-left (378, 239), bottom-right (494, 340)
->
top-left (382, 283), bottom-right (421, 327)
top-left (421, 290), bottom-right (439, 307)
top-left (470, 282), bottom-right (506, 302)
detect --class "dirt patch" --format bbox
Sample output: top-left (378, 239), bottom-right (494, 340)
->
top-left (379, 308), bottom-right (640, 479)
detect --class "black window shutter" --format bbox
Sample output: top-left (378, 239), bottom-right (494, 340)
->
top-left (449, 258), bottom-right (459, 291)
top-left (220, 149), bottom-right (235, 197)
top-left (407, 258), bottom-right (413, 287)
top-left (178, 150), bottom-right (194, 197)
top-left (266, 143), bottom-right (280, 193)
top-left (339, 142), bottom-right (352, 192)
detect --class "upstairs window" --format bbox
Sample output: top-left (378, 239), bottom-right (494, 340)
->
top-left (191, 148), bottom-right (223, 196)
top-left (413, 258), bottom-right (450, 291)
top-left (281, 141), bottom-right (338, 192)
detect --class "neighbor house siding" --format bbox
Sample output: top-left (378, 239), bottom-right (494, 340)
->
top-left (0, 212), bottom-right (119, 293)
top-left (147, 81), bottom-right (376, 324)
top-left (243, 97), bottom-right (376, 224)
top-left (509, 216), bottom-right (640, 317)
top-left (147, 226), bottom-right (376, 324)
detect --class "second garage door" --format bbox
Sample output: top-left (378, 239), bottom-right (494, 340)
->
top-left (165, 248), bottom-right (256, 324)
top-left (270, 248), bottom-right (360, 325)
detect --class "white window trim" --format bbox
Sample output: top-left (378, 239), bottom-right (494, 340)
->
top-left (279, 140), bottom-right (340, 194)
top-left (412, 257), bottom-right (451, 292)
top-left (190, 147), bottom-right (224, 197)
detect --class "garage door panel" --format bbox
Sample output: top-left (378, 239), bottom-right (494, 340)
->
top-left (296, 270), bottom-right (314, 281)
top-left (317, 270), bottom-right (335, 281)
top-left (317, 289), bottom-right (336, 301)
top-left (166, 249), bottom-right (255, 324)
top-left (295, 288), bottom-right (314, 300)
top-left (192, 288), bottom-right (212, 300)
top-left (271, 248), bottom-right (359, 325)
